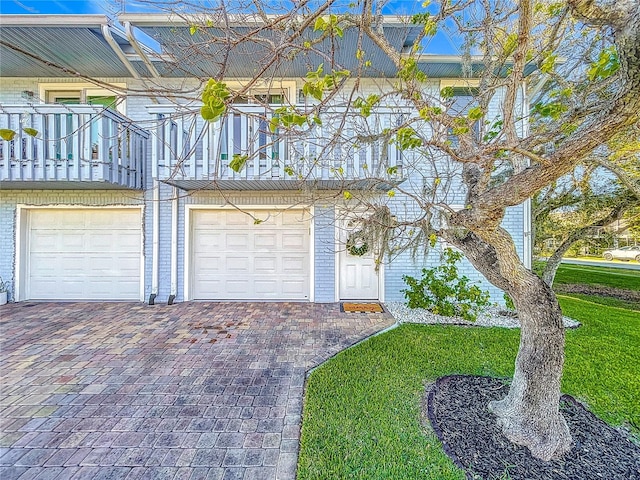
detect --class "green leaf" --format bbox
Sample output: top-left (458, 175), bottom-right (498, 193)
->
top-left (503, 33), bottom-right (518, 57)
top-left (387, 190), bottom-right (395, 198)
top-left (201, 105), bottom-right (215, 121)
top-left (540, 53), bottom-right (557, 74)
top-left (200, 79), bottom-right (230, 123)
top-left (229, 154), bottom-right (249, 173)
top-left (440, 86), bottom-right (455, 99)
top-left (253, 218), bottom-right (263, 225)
top-left (314, 17), bottom-right (326, 32)
top-left (533, 101), bottom-right (567, 120)
top-left (467, 106), bottom-right (484, 121)
top-left (396, 127), bottom-right (422, 150)
top-left (0, 129), bottom-right (16, 141)
top-left (386, 166), bottom-right (398, 175)
top-left (23, 128), bottom-right (39, 137)
top-left (343, 191), bottom-right (352, 200)
top-left (588, 47), bottom-right (619, 81)
top-left (189, 25), bottom-right (198, 36)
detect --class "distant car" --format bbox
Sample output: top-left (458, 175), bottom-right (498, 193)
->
top-left (602, 246), bottom-right (640, 262)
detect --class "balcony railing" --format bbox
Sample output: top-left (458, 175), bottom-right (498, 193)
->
top-left (0, 105), bottom-right (149, 189)
top-left (148, 105), bottom-right (408, 189)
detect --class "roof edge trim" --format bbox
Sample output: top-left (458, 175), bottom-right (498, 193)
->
top-left (0, 14), bottom-right (109, 26)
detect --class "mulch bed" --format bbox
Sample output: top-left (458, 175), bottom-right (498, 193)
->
top-left (555, 284), bottom-right (640, 303)
top-left (426, 375), bottom-right (640, 480)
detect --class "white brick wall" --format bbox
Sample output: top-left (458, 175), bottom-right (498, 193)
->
top-left (1, 77), bottom-right (530, 305)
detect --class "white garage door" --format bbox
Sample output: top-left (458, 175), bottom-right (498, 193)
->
top-left (25, 209), bottom-right (142, 300)
top-left (192, 209), bottom-right (310, 300)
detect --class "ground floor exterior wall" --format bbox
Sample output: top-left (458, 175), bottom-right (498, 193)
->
top-left (0, 189), bottom-right (528, 305)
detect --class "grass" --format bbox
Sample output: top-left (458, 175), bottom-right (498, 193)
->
top-left (561, 293), bottom-right (640, 311)
top-left (298, 297), bottom-right (640, 479)
top-left (552, 263), bottom-right (640, 290)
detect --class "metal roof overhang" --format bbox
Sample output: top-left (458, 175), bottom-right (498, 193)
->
top-left (119, 13), bottom-right (422, 79)
top-left (0, 14), bottom-right (538, 80)
top-left (0, 15), bottom-right (153, 78)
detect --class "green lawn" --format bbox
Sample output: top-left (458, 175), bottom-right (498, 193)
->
top-left (297, 297), bottom-right (640, 479)
top-left (553, 263), bottom-right (640, 290)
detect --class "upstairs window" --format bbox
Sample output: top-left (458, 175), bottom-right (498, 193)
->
top-left (447, 87), bottom-right (481, 147)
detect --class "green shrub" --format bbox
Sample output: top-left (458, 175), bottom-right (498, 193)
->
top-left (402, 248), bottom-right (490, 321)
top-left (503, 293), bottom-right (515, 311)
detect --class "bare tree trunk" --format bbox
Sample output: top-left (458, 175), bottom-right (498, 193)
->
top-left (488, 275), bottom-right (572, 461)
top-left (542, 234), bottom-right (580, 286)
top-left (445, 227), bottom-right (572, 460)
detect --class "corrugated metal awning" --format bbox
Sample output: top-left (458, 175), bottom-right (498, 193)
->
top-left (0, 15), bottom-right (153, 78)
top-left (120, 13), bottom-right (422, 78)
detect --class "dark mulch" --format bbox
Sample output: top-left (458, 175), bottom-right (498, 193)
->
top-left (427, 375), bottom-right (640, 480)
top-left (555, 283), bottom-right (640, 302)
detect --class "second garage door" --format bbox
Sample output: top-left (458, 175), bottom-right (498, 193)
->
top-left (191, 209), bottom-right (310, 300)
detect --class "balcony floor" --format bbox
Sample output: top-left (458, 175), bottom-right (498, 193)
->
top-left (0, 180), bottom-right (143, 190)
top-left (162, 178), bottom-right (401, 191)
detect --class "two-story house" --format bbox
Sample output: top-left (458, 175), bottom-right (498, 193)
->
top-left (0, 14), bottom-right (531, 305)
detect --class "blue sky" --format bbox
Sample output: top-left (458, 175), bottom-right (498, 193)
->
top-left (0, 0), bottom-right (106, 14)
top-left (1, 0), bottom-right (436, 16)
top-left (0, 0), bottom-right (461, 54)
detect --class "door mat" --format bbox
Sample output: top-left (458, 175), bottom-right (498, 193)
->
top-left (341, 303), bottom-right (385, 313)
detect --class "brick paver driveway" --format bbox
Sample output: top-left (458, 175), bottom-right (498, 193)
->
top-left (0, 302), bottom-right (394, 480)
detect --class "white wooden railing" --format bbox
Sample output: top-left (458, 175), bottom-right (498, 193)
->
top-left (0, 105), bottom-right (149, 188)
top-left (148, 105), bottom-right (408, 184)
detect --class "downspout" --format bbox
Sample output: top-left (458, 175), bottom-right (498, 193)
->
top-left (149, 118), bottom-right (160, 305)
top-left (150, 180), bottom-right (159, 305)
top-left (521, 81), bottom-right (533, 269)
top-left (169, 186), bottom-right (178, 305)
top-left (101, 24), bottom-right (141, 79)
top-left (123, 21), bottom-right (161, 78)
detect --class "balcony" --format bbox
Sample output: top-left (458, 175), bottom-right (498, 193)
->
top-left (148, 105), bottom-right (408, 191)
top-left (0, 105), bottom-right (148, 189)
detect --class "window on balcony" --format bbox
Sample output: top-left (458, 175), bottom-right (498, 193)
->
top-left (447, 87), bottom-right (481, 148)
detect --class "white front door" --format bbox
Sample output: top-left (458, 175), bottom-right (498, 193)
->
top-left (338, 218), bottom-right (379, 300)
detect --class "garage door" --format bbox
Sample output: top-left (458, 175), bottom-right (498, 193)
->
top-left (192, 209), bottom-right (310, 300)
top-left (25, 208), bottom-right (142, 300)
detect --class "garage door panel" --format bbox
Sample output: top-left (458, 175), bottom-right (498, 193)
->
top-left (282, 233), bottom-right (306, 249)
top-left (226, 233), bottom-right (250, 249)
top-left (254, 257), bottom-right (276, 272)
top-left (197, 256), bottom-right (224, 274)
top-left (192, 209), bottom-right (310, 300)
top-left (225, 211), bottom-right (253, 225)
top-left (226, 256), bottom-right (250, 272)
top-left (282, 280), bottom-right (306, 295)
top-left (254, 280), bottom-right (278, 294)
top-left (282, 257), bottom-right (305, 272)
top-left (254, 234), bottom-right (276, 248)
top-left (224, 279), bottom-right (250, 294)
top-left (281, 212), bottom-right (301, 225)
top-left (195, 232), bottom-right (223, 249)
top-left (26, 209), bottom-right (141, 301)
